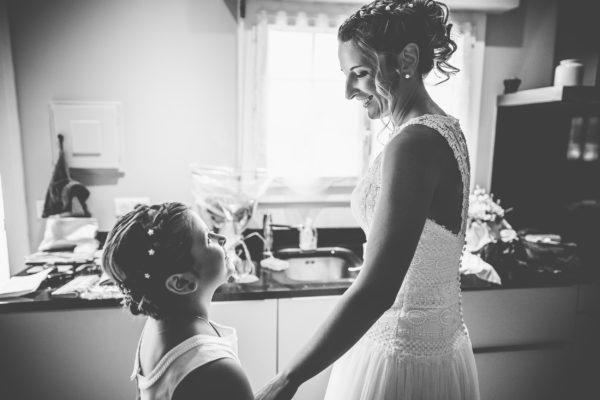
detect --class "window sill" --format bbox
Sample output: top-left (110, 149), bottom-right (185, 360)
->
top-left (258, 176), bottom-right (356, 206)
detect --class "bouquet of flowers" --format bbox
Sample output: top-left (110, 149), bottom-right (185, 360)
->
top-left (466, 186), bottom-right (517, 253)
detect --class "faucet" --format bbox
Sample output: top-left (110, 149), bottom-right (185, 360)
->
top-left (261, 213), bottom-right (316, 254)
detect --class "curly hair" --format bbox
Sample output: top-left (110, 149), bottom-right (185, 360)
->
top-left (339, 0), bottom-right (459, 81)
top-left (101, 202), bottom-right (195, 320)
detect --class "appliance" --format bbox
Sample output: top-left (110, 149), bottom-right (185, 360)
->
top-left (490, 86), bottom-right (600, 270)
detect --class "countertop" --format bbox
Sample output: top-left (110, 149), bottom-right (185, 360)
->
top-left (0, 264), bottom-right (585, 314)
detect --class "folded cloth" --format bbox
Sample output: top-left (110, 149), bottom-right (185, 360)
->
top-left (460, 251), bottom-right (502, 285)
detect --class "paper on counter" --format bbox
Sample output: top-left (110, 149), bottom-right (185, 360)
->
top-left (0, 268), bottom-right (53, 298)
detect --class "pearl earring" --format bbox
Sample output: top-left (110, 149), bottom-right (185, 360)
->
top-left (404, 74), bottom-right (411, 79)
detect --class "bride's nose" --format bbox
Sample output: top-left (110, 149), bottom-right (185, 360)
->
top-left (345, 76), bottom-right (358, 100)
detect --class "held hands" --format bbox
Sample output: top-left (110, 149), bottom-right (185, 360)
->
top-left (254, 373), bottom-right (298, 400)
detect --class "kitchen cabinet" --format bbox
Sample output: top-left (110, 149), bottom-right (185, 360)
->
top-left (211, 299), bottom-right (278, 391)
top-left (0, 308), bottom-right (145, 400)
top-left (0, 299), bottom-right (278, 400)
top-left (278, 296), bottom-right (341, 400)
top-left (572, 283), bottom-right (600, 400)
top-left (475, 348), bottom-right (572, 400)
top-left (0, 285), bottom-right (587, 399)
top-left (463, 287), bottom-right (578, 400)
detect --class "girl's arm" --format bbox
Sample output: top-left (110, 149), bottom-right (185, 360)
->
top-left (255, 125), bottom-right (446, 400)
top-left (173, 358), bottom-right (254, 400)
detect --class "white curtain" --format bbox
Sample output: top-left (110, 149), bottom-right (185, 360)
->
top-left (240, 3), bottom-right (485, 196)
top-left (240, 4), bottom-right (362, 196)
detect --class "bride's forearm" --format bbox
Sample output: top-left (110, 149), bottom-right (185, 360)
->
top-left (280, 282), bottom-right (391, 387)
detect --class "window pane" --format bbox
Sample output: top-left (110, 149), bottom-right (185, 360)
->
top-left (265, 26), bottom-right (364, 178)
top-left (267, 30), bottom-right (313, 79)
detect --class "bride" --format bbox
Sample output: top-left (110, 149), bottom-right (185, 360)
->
top-left (256, 1), bottom-right (480, 399)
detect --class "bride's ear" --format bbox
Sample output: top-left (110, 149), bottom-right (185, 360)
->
top-left (165, 273), bottom-right (198, 295)
top-left (395, 43), bottom-right (419, 78)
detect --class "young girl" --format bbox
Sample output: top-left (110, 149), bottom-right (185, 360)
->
top-left (102, 202), bottom-right (253, 400)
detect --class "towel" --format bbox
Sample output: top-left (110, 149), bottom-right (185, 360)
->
top-left (42, 134), bottom-right (91, 218)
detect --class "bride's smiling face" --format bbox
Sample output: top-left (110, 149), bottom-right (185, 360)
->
top-left (338, 40), bottom-right (389, 119)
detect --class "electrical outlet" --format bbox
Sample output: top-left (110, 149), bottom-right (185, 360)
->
top-left (114, 197), bottom-right (150, 217)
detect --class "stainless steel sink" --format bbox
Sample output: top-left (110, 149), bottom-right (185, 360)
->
top-left (269, 247), bottom-right (362, 286)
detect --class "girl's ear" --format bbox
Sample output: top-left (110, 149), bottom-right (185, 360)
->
top-left (396, 42), bottom-right (419, 77)
top-left (165, 273), bottom-right (198, 295)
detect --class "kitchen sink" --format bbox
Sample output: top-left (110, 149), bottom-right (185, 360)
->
top-left (269, 247), bottom-right (362, 286)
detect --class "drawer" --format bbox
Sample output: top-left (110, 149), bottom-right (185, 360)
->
top-left (462, 286), bottom-right (577, 348)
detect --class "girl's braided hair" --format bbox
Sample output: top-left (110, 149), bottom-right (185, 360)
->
top-left (339, 0), bottom-right (459, 81)
top-left (101, 202), bottom-right (196, 320)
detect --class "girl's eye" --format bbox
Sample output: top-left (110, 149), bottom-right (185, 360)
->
top-left (355, 71), bottom-right (368, 78)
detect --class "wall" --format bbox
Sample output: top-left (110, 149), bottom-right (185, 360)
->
top-left (7, 0), bottom-right (238, 254)
top-left (6, 0), bottom-right (557, 261)
top-left (0, 0), bottom-right (30, 276)
top-left (474, 0), bottom-right (558, 189)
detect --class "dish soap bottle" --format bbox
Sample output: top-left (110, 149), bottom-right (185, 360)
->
top-left (299, 218), bottom-right (318, 251)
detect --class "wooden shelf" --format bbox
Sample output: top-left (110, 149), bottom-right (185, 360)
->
top-left (497, 86), bottom-right (600, 107)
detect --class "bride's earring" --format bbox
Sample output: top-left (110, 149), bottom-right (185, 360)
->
top-left (396, 69), bottom-right (411, 79)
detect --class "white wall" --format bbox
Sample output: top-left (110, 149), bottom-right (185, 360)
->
top-left (8, 0), bottom-right (238, 252)
top-left (0, 0), bottom-right (30, 276)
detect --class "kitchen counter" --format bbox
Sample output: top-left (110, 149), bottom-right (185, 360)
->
top-left (0, 263), bottom-right (585, 314)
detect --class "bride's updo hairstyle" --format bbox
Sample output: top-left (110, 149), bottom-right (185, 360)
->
top-left (102, 202), bottom-right (196, 320)
top-left (339, 0), bottom-right (458, 108)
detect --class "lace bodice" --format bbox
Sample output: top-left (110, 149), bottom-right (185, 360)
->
top-left (351, 114), bottom-right (471, 357)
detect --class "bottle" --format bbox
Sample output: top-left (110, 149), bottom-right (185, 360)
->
top-left (262, 213), bottom-right (273, 257)
top-left (298, 218), bottom-right (317, 251)
top-left (554, 59), bottom-right (584, 87)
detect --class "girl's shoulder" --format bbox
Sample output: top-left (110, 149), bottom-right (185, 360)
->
top-left (133, 322), bottom-right (241, 396)
top-left (173, 357), bottom-right (253, 400)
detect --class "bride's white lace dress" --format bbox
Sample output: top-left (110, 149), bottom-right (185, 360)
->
top-left (324, 114), bottom-right (480, 400)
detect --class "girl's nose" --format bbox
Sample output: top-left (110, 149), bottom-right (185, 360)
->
top-left (214, 234), bottom-right (227, 247)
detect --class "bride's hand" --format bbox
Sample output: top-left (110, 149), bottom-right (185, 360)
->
top-left (254, 373), bottom-right (298, 400)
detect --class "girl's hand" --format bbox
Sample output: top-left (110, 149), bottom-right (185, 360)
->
top-left (254, 373), bottom-right (298, 400)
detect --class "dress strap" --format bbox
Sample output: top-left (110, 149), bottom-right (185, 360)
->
top-left (392, 114), bottom-right (471, 235)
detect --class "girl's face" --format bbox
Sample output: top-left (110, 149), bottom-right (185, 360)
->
top-left (189, 212), bottom-right (232, 286)
top-left (338, 40), bottom-right (390, 119)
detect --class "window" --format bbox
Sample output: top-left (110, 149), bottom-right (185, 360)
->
top-left (264, 23), bottom-right (366, 182)
top-left (240, 5), bottom-right (485, 200)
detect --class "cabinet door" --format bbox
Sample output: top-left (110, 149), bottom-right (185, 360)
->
top-left (475, 348), bottom-right (572, 400)
top-left (573, 283), bottom-right (600, 400)
top-left (0, 308), bottom-right (145, 400)
top-left (278, 296), bottom-right (340, 400)
top-left (211, 299), bottom-right (277, 391)
top-left (462, 286), bottom-right (577, 347)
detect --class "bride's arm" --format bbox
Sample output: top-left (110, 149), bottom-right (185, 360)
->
top-left (255, 126), bottom-right (445, 400)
